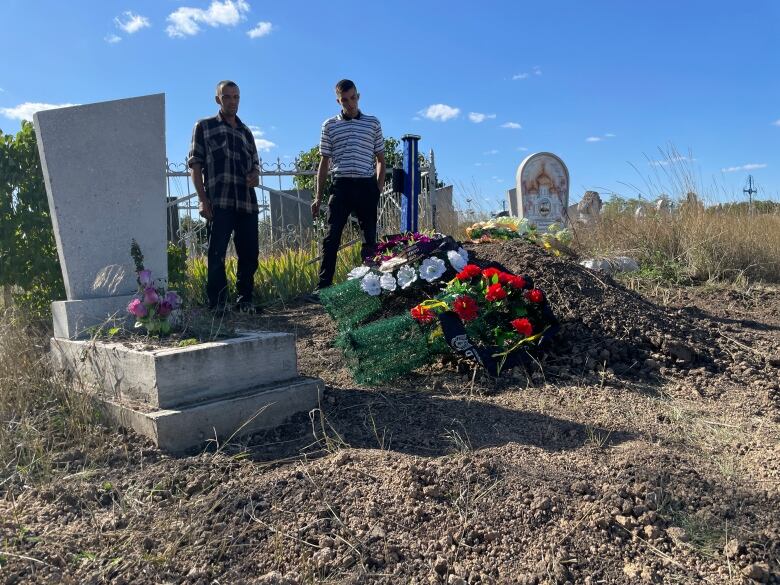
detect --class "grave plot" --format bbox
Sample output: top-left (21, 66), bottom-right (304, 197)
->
top-left (34, 94), bottom-right (323, 452)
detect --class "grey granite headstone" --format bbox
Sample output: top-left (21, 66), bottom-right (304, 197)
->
top-left (512, 152), bottom-right (570, 231)
top-left (269, 189), bottom-right (314, 246)
top-left (34, 94), bottom-right (167, 338)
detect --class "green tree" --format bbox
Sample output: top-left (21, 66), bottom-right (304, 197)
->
top-left (0, 121), bottom-right (64, 315)
top-left (293, 137), bottom-right (403, 191)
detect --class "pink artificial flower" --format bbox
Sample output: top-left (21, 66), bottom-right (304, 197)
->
top-left (143, 287), bottom-right (160, 305)
top-left (138, 269), bottom-right (153, 288)
top-left (157, 301), bottom-right (173, 317)
top-left (127, 298), bottom-right (147, 318)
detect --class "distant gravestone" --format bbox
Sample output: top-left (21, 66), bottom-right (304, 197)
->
top-left (565, 190), bottom-right (602, 225)
top-left (34, 94), bottom-right (168, 339)
top-left (269, 188), bottom-right (314, 247)
top-left (513, 152), bottom-right (570, 231)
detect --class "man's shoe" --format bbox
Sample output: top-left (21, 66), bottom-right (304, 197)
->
top-left (302, 290), bottom-right (321, 304)
top-left (234, 300), bottom-right (262, 314)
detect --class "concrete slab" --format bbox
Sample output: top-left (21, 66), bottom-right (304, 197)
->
top-left (51, 331), bottom-right (298, 408)
top-left (97, 377), bottom-right (323, 453)
top-left (52, 295), bottom-right (136, 339)
top-left (33, 94), bottom-right (167, 302)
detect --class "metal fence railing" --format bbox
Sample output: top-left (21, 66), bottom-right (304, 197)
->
top-left (165, 153), bottom-right (446, 259)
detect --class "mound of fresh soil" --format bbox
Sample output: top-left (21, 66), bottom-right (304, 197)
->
top-left (469, 240), bottom-right (724, 381)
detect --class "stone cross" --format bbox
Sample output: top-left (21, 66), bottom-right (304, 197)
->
top-left (34, 94), bottom-right (168, 339)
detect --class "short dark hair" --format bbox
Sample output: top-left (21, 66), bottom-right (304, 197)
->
top-left (334, 79), bottom-right (356, 95)
top-left (216, 80), bottom-right (239, 96)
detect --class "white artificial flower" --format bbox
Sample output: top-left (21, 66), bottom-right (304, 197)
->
top-left (420, 257), bottom-right (447, 282)
top-left (347, 266), bottom-right (370, 280)
top-left (379, 272), bottom-right (397, 291)
top-left (379, 256), bottom-right (407, 273)
top-left (396, 264), bottom-right (418, 289)
top-left (447, 249), bottom-right (467, 272)
top-left (360, 272), bottom-right (382, 296)
top-left (516, 218), bottom-right (530, 235)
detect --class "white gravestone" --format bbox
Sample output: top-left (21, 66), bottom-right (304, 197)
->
top-left (512, 152), bottom-right (570, 231)
top-left (34, 94), bottom-right (168, 339)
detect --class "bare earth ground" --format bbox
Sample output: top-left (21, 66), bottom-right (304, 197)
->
top-left (2, 241), bottom-right (779, 584)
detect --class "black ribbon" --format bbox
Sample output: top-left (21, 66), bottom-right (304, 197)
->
top-left (437, 305), bottom-right (559, 377)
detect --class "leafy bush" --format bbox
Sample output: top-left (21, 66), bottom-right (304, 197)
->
top-left (0, 122), bottom-right (64, 319)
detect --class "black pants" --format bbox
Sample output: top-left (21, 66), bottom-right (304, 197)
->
top-left (207, 207), bottom-right (259, 307)
top-left (318, 177), bottom-right (380, 289)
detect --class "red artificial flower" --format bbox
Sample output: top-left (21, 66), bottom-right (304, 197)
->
top-left (485, 283), bottom-right (507, 302)
top-left (511, 317), bottom-right (534, 337)
top-left (411, 304), bottom-right (436, 324)
top-left (456, 264), bottom-right (482, 281)
top-left (525, 288), bottom-right (545, 303)
top-left (497, 272), bottom-right (513, 284)
top-left (482, 267), bottom-right (502, 281)
top-left (506, 274), bottom-right (527, 289)
top-left (452, 295), bottom-right (479, 322)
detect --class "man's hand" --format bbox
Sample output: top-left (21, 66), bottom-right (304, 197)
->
top-left (311, 197), bottom-right (322, 219)
top-left (199, 199), bottom-right (213, 221)
top-left (246, 169), bottom-right (260, 188)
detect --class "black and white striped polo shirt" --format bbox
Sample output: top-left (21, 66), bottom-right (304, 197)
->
top-left (320, 111), bottom-right (384, 178)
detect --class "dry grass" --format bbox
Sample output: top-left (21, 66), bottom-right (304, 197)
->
top-left (574, 205), bottom-right (780, 284)
top-left (0, 311), bottom-right (109, 495)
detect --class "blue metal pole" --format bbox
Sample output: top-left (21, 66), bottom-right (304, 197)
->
top-left (401, 134), bottom-right (421, 233)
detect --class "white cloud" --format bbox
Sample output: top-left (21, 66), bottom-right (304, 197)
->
top-left (468, 112), bottom-right (495, 123)
top-left (249, 125), bottom-right (276, 152)
top-left (604, 133), bottom-right (616, 138)
top-left (513, 66), bottom-right (541, 80)
top-left (492, 176), bottom-right (504, 183)
top-left (104, 34), bottom-right (122, 44)
top-left (648, 155), bottom-right (693, 167)
top-left (773, 119), bottom-right (780, 127)
top-left (721, 163), bottom-right (767, 173)
top-left (501, 122), bottom-right (522, 129)
top-left (247, 21), bottom-right (272, 38)
top-left (517, 146), bottom-right (528, 151)
top-left (483, 149), bottom-right (499, 155)
top-left (0, 87), bottom-right (4, 93)
top-left (114, 11), bottom-right (151, 34)
top-left (0, 102), bottom-right (78, 121)
top-left (585, 136), bottom-right (603, 142)
top-left (166, 0), bottom-right (249, 38)
top-left (419, 104), bottom-right (460, 122)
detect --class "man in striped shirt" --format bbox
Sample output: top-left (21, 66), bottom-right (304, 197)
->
top-left (311, 79), bottom-right (386, 290)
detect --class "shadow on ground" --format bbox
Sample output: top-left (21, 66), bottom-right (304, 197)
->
top-left (241, 385), bottom-right (633, 462)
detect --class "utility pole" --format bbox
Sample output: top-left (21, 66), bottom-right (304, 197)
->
top-left (744, 175), bottom-right (757, 216)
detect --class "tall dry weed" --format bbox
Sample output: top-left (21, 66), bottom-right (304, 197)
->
top-left (575, 205), bottom-right (780, 283)
top-left (0, 312), bottom-right (108, 494)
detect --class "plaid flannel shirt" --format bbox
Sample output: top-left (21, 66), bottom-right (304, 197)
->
top-left (187, 112), bottom-right (260, 214)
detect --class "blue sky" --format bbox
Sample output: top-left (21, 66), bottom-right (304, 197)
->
top-left (1, 0), bottom-right (778, 210)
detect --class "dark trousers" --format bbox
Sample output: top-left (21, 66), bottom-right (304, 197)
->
top-left (206, 207), bottom-right (259, 307)
top-left (318, 177), bottom-right (380, 289)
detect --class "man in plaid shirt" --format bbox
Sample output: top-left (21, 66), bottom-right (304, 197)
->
top-left (188, 80), bottom-right (261, 311)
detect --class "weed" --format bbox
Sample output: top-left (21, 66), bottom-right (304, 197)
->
top-left (584, 425), bottom-right (612, 449)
